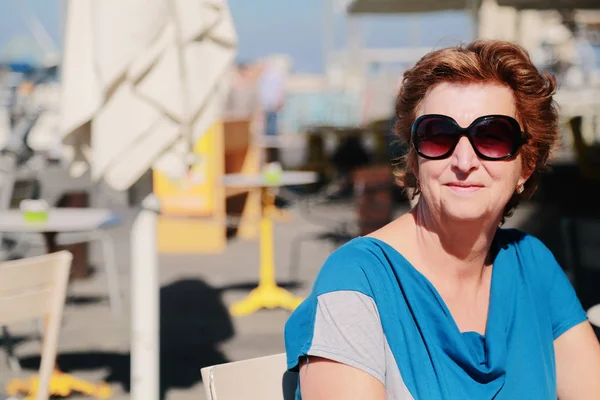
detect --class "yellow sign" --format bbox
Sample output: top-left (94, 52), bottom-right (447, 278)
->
top-left (154, 122), bottom-right (222, 217)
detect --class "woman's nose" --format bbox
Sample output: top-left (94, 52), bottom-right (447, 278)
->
top-left (451, 136), bottom-right (480, 172)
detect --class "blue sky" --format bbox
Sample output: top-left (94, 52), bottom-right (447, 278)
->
top-left (0, 0), bottom-right (473, 73)
top-left (229, 0), bottom-right (473, 72)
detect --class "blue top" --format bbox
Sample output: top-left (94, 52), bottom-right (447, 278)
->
top-left (285, 229), bottom-right (587, 399)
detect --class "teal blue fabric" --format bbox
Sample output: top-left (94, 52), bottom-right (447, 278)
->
top-left (285, 229), bottom-right (587, 399)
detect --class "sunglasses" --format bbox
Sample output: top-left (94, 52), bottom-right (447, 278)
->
top-left (411, 114), bottom-right (526, 161)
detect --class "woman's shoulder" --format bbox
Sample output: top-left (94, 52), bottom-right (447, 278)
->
top-left (325, 236), bottom-right (391, 263)
top-left (495, 228), bottom-right (552, 256)
top-left (312, 237), bottom-right (398, 297)
top-left (495, 228), bottom-right (563, 279)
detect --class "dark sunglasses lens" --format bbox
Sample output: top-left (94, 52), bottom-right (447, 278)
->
top-left (471, 118), bottom-right (518, 159)
top-left (415, 118), bottom-right (457, 158)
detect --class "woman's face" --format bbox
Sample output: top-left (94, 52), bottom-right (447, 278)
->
top-left (415, 82), bottom-right (530, 223)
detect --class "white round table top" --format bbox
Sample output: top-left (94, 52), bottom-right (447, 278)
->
top-left (222, 171), bottom-right (318, 188)
top-left (0, 208), bottom-right (120, 233)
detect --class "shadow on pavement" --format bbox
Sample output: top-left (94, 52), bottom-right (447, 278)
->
top-left (19, 278), bottom-right (233, 399)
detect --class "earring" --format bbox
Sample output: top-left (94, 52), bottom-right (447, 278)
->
top-left (517, 184), bottom-right (524, 194)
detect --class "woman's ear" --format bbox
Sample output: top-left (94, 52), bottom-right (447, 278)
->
top-left (517, 164), bottom-right (534, 188)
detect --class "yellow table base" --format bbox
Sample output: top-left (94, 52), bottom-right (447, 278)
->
top-left (230, 283), bottom-right (303, 317)
top-left (229, 188), bottom-right (304, 317)
top-left (6, 370), bottom-right (112, 399)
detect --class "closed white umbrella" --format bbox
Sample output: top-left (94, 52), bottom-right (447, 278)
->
top-left (60, 0), bottom-right (237, 190)
top-left (60, 1), bottom-right (237, 399)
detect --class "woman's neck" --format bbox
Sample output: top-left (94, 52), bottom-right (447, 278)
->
top-left (411, 200), bottom-right (500, 282)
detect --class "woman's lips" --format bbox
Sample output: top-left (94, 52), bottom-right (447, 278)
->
top-left (445, 183), bottom-right (484, 193)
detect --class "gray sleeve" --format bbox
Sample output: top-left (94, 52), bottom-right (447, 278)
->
top-left (308, 290), bottom-right (386, 384)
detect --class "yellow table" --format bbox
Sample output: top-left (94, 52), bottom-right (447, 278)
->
top-left (222, 171), bottom-right (318, 316)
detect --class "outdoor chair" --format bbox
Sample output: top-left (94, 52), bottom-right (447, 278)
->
top-left (201, 353), bottom-right (298, 400)
top-left (0, 251), bottom-right (72, 400)
top-left (587, 304), bottom-right (600, 328)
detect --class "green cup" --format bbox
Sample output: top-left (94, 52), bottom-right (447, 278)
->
top-left (23, 210), bottom-right (48, 223)
top-left (262, 169), bottom-right (283, 185)
top-left (20, 199), bottom-right (49, 223)
top-left (262, 162), bottom-right (283, 185)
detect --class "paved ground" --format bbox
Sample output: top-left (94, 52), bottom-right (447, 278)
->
top-left (0, 164), bottom-right (597, 399)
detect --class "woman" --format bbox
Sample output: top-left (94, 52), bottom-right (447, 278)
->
top-left (284, 40), bottom-right (600, 399)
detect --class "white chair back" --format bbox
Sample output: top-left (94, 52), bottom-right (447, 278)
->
top-left (0, 251), bottom-right (72, 400)
top-left (588, 304), bottom-right (600, 328)
top-left (201, 353), bottom-right (298, 400)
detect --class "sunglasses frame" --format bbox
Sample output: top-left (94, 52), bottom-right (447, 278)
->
top-left (411, 114), bottom-right (526, 161)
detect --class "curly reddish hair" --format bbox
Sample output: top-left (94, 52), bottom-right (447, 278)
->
top-left (393, 39), bottom-right (559, 221)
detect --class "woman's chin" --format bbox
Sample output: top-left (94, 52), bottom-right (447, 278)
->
top-left (441, 204), bottom-right (489, 223)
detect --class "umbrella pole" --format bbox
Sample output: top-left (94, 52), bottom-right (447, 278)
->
top-left (131, 195), bottom-right (161, 400)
